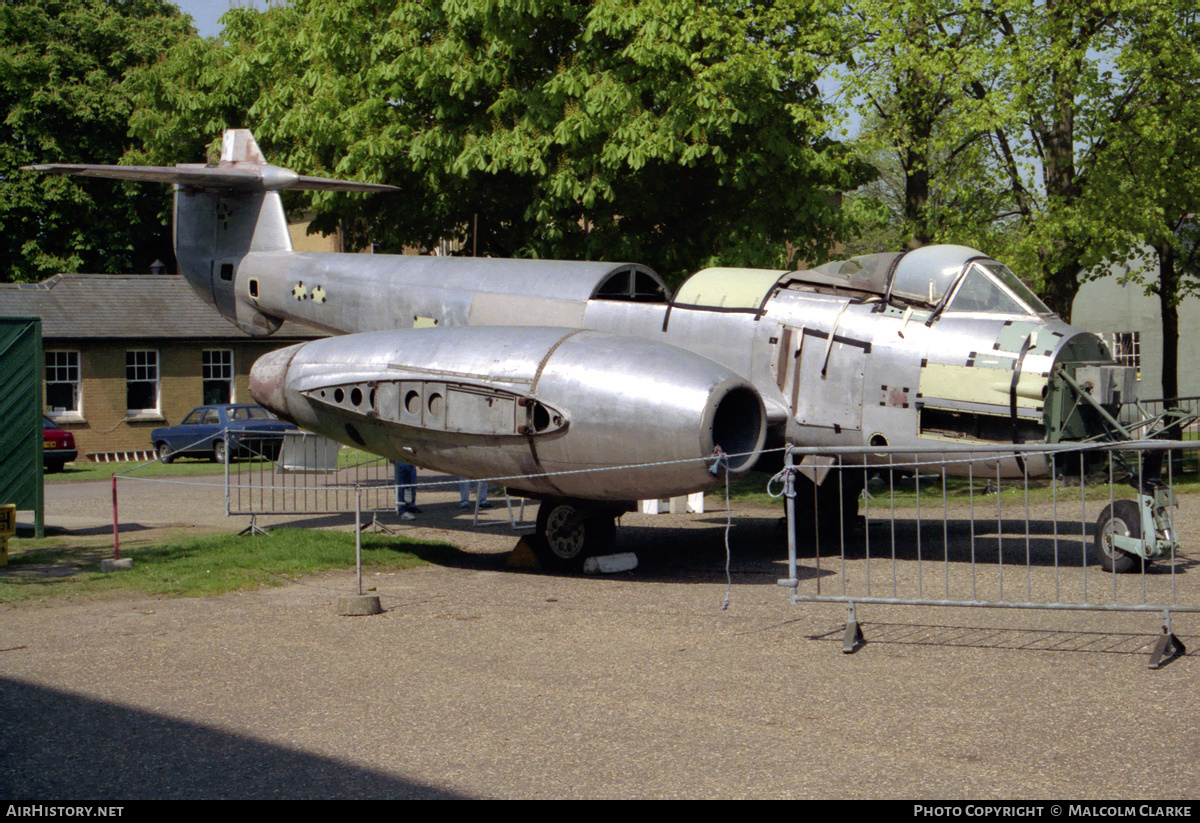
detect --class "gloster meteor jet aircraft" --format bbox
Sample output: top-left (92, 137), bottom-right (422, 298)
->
top-left (28, 130), bottom-right (1148, 570)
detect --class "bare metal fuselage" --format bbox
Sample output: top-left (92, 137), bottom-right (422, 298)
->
top-left (232, 239), bottom-right (1114, 498)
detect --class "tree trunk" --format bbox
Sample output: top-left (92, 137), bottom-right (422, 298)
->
top-left (1157, 243), bottom-right (1179, 404)
top-left (1040, 259), bottom-right (1080, 322)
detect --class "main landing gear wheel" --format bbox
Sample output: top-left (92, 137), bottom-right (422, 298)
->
top-left (1095, 499), bottom-right (1145, 574)
top-left (532, 499), bottom-right (617, 571)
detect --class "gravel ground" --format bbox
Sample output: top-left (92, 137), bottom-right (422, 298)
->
top-left (2, 469), bottom-right (1197, 799)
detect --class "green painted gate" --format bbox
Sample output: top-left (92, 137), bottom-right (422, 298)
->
top-left (0, 317), bottom-right (43, 537)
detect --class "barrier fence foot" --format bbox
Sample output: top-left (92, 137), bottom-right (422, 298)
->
top-left (1148, 613), bottom-right (1186, 669)
top-left (238, 515), bottom-right (270, 537)
top-left (842, 602), bottom-right (865, 654)
top-left (363, 513), bottom-right (396, 535)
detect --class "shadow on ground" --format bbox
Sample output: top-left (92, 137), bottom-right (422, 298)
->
top-left (0, 678), bottom-right (464, 800)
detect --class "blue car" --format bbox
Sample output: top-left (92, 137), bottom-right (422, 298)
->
top-left (151, 404), bottom-right (298, 463)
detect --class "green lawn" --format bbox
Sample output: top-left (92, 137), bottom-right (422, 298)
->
top-left (708, 465), bottom-right (1200, 510)
top-left (0, 527), bottom-right (453, 604)
top-left (47, 441), bottom-right (396, 484)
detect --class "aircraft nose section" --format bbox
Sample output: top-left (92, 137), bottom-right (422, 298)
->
top-left (249, 343), bottom-right (304, 421)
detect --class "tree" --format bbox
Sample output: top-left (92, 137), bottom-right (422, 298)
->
top-left (1084, 2), bottom-right (1200, 402)
top-left (129, 0), bottom-right (873, 284)
top-left (835, 0), bottom-right (1200, 323)
top-left (963, 0), bottom-right (1200, 320)
top-left (0, 0), bottom-right (195, 282)
top-left (835, 0), bottom-right (998, 250)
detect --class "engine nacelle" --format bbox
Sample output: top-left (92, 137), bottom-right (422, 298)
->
top-left (250, 326), bottom-right (767, 501)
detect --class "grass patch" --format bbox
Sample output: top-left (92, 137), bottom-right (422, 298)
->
top-left (49, 444), bottom-right (396, 484)
top-left (49, 454), bottom-right (301, 484)
top-left (707, 467), bottom-right (1200, 511)
top-left (704, 471), bottom-right (782, 507)
top-left (0, 527), bottom-right (450, 604)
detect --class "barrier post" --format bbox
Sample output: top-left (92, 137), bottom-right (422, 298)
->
top-left (112, 475), bottom-right (119, 560)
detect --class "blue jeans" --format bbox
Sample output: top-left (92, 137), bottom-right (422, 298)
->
top-left (395, 463), bottom-right (417, 512)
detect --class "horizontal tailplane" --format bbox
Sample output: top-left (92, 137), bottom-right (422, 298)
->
top-left (23, 129), bottom-right (397, 193)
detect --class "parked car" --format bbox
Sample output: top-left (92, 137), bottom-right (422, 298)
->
top-left (43, 416), bottom-right (77, 473)
top-left (151, 404), bottom-right (298, 463)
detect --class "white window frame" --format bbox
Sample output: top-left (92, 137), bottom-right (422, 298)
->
top-left (202, 348), bottom-right (235, 405)
top-left (1111, 332), bottom-right (1142, 372)
top-left (45, 349), bottom-right (82, 421)
top-left (125, 349), bottom-right (161, 418)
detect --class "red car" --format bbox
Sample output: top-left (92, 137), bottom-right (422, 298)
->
top-left (43, 416), bottom-right (77, 473)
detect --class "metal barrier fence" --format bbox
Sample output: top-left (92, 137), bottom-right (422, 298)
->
top-left (155, 426), bottom-right (1195, 666)
top-left (223, 430), bottom-right (398, 518)
top-left (218, 428), bottom-right (527, 530)
top-left (1119, 396), bottom-right (1200, 474)
top-left (777, 440), bottom-right (1196, 668)
top-left (1122, 395), bottom-right (1200, 423)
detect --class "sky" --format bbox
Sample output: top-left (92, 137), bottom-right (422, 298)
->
top-left (173, 0), bottom-right (271, 38)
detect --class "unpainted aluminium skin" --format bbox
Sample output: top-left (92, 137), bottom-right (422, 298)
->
top-left (27, 130), bottom-right (1151, 570)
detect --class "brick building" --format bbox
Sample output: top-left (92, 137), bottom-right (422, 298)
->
top-left (0, 273), bottom-right (324, 461)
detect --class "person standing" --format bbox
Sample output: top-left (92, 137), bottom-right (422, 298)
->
top-left (395, 462), bottom-right (420, 520)
top-left (459, 479), bottom-right (491, 510)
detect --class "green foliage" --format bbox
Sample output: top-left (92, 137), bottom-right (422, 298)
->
top-left (835, 0), bottom-right (999, 250)
top-left (129, 0), bottom-right (873, 283)
top-left (835, 0), bottom-right (1200, 318)
top-left (0, 0), bottom-right (194, 282)
top-left (1084, 1), bottom-right (1200, 285)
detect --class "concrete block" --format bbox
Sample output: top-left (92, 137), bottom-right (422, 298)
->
top-left (337, 594), bottom-right (382, 616)
top-left (583, 552), bottom-right (638, 574)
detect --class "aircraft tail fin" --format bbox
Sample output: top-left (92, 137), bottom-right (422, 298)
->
top-left (23, 129), bottom-right (394, 337)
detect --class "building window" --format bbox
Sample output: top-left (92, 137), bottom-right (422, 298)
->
top-left (1112, 332), bottom-right (1141, 370)
top-left (203, 349), bottom-right (234, 405)
top-left (126, 350), bottom-right (159, 414)
top-left (45, 350), bottom-right (81, 416)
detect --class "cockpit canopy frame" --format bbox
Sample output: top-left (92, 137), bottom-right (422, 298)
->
top-left (794, 245), bottom-right (1054, 318)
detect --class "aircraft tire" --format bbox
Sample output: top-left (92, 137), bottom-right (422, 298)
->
top-left (1095, 499), bottom-right (1145, 573)
top-left (532, 499), bottom-right (616, 572)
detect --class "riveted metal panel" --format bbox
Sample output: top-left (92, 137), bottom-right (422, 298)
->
top-left (0, 317), bottom-right (43, 536)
